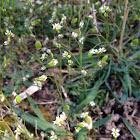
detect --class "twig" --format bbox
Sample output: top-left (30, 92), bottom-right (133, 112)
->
top-left (92, 4), bottom-right (101, 42)
top-left (118, 0), bottom-right (129, 55)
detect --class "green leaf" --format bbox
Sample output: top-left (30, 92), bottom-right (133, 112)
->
top-left (12, 107), bottom-right (69, 136)
top-left (3, 56), bottom-right (7, 67)
top-left (122, 117), bottom-right (140, 140)
top-left (93, 115), bottom-right (112, 128)
top-left (74, 74), bottom-right (104, 113)
top-left (133, 88), bottom-right (140, 101)
top-left (27, 94), bottom-right (46, 122)
top-left (124, 67), bottom-right (132, 96)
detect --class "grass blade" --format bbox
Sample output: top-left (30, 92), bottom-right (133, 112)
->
top-left (122, 117), bottom-right (140, 140)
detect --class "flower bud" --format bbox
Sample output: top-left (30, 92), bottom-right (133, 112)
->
top-left (102, 55), bottom-right (108, 61)
top-left (85, 116), bottom-right (93, 130)
top-left (16, 95), bottom-right (21, 103)
top-left (132, 39), bottom-right (138, 45)
top-left (35, 40), bottom-right (42, 49)
top-left (71, 18), bottom-right (78, 24)
top-left (48, 59), bottom-right (58, 67)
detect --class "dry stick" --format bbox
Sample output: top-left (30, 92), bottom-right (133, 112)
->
top-left (92, 4), bottom-right (101, 43)
top-left (118, 0), bottom-right (129, 55)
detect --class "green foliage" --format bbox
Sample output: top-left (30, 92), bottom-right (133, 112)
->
top-left (0, 0), bottom-right (139, 139)
top-left (122, 117), bottom-right (140, 140)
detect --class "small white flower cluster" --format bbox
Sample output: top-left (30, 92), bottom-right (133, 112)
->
top-left (75, 112), bottom-right (92, 133)
top-left (97, 60), bottom-right (104, 67)
top-left (100, 5), bottom-right (112, 16)
top-left (81, 70), bottom-right (87, 75)
top-left (24, 18), bottom-right (33, 30)
top-left (89, 47), bottom-right (106, 55)
top-left (40, 53), bottom-right (48, 61)
top-left (49, 131), bottom-right (58, 140)
top-left (60, 14), bottom-right (66, 24)
top-left (89, 101), bottom-right (96, 107)
top-left (75, 121), bottom-right (89, 133)
top-left (41, 66), bottom-right (46, 71)
top-left (22, 74), bottom-right (30, 81)
top-left (53, 112), bottom-right (67, 126)
top-left (34, 81), bottom-right (42, 89)
top-left (111, 128), bottom-right (120, 139)
top-left (14, 125), bottom-right (22, 139)
top-left (62, 51), bottom-right (71, 58)
top-left (53, 38), bottom-right (62, 48)
top-left (79, 37), bottom-right (85, 45)
top-left (49, 11), bottom-right (56, 23)
top-left (4, 16), bottom-right (14, 28)
top-left (80, 112), bottom-right (89, 118)
top-left (71, 32), bottom-right (78, 39)
top-left (34, 75), bottom-right (47, 90)
top-left (58, 34), bottom-right (64, 38)
top-left (62, 51), bottom-right (73, 66)
top-left (4, 29), bottom-right (15, 45)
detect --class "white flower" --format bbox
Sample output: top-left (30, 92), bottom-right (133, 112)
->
top-left (43, 37), bottom-right (49, 45)
top-left (50, 135), bottom-right (57, 140)
top-left (68, 60), bottom-right (73, 65)
top-left (71, 32), bottom-right (78, 38)
top-left (79, 20), bottom-right (84, 28)
top-left (12, 91), bottom-right (17, 97)
top-left (90, 101), bottom-right (96, 107)
top-left (58, 34), bottom-right (64, 38)
top-left (53, 112), bottom-right (67, 126)
top-left (50, 131), bottom-right (57, 140)
top-left (36, 0), bottom-right (43, 5)
top-left (4, 41), bottom-right (9, 45)
top-left (46, 49), bottom-right (51, 53)
top-left (5, 29), bottom-right (14, 37)
top-left (0, 94), bottom-right (5, 102)
top-left (90, 49), bottom-right (99, 54)
top-left (79, 37), bottom-right (85, 44)
top-left (88, 15), bottom-right (93, 19)
top-left (22, 77), bottom-right (27, 81)
top-left (62, 51), bottom-right (68, 58)
top-left (100, 5), bottom-right (112, 14)
top-left (80, 112), bottom-right (88, 118)
top-left (52, 23), bottom-right (63, 31)
top-left (81, 70), bottom-right (87, 75)
top-left (25, 74), bottom-right (29, 78)
top-left (99, 47), bottom-right (106, 53)
top-left (111, 128), bottom-right (120, 139)
top-left (41, 66), bottom-right (46, 71)
top-left (41, 53), bottom-right (47, 61)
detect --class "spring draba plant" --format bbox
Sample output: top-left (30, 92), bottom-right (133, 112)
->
top-left (0, 0), bottom-right (140, 139)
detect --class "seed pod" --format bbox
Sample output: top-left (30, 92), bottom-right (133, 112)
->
top-left (35, 40), bottom-right (42, 49)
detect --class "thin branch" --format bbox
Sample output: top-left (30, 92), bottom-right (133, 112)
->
top-left (118, 0), bottom-right (129, 55)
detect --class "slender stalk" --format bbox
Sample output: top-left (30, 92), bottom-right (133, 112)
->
top-left (118, 0), bottom-right (129, 56)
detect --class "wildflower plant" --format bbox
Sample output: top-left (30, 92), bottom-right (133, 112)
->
top-left (0, 0), bottom-right (139, 139)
